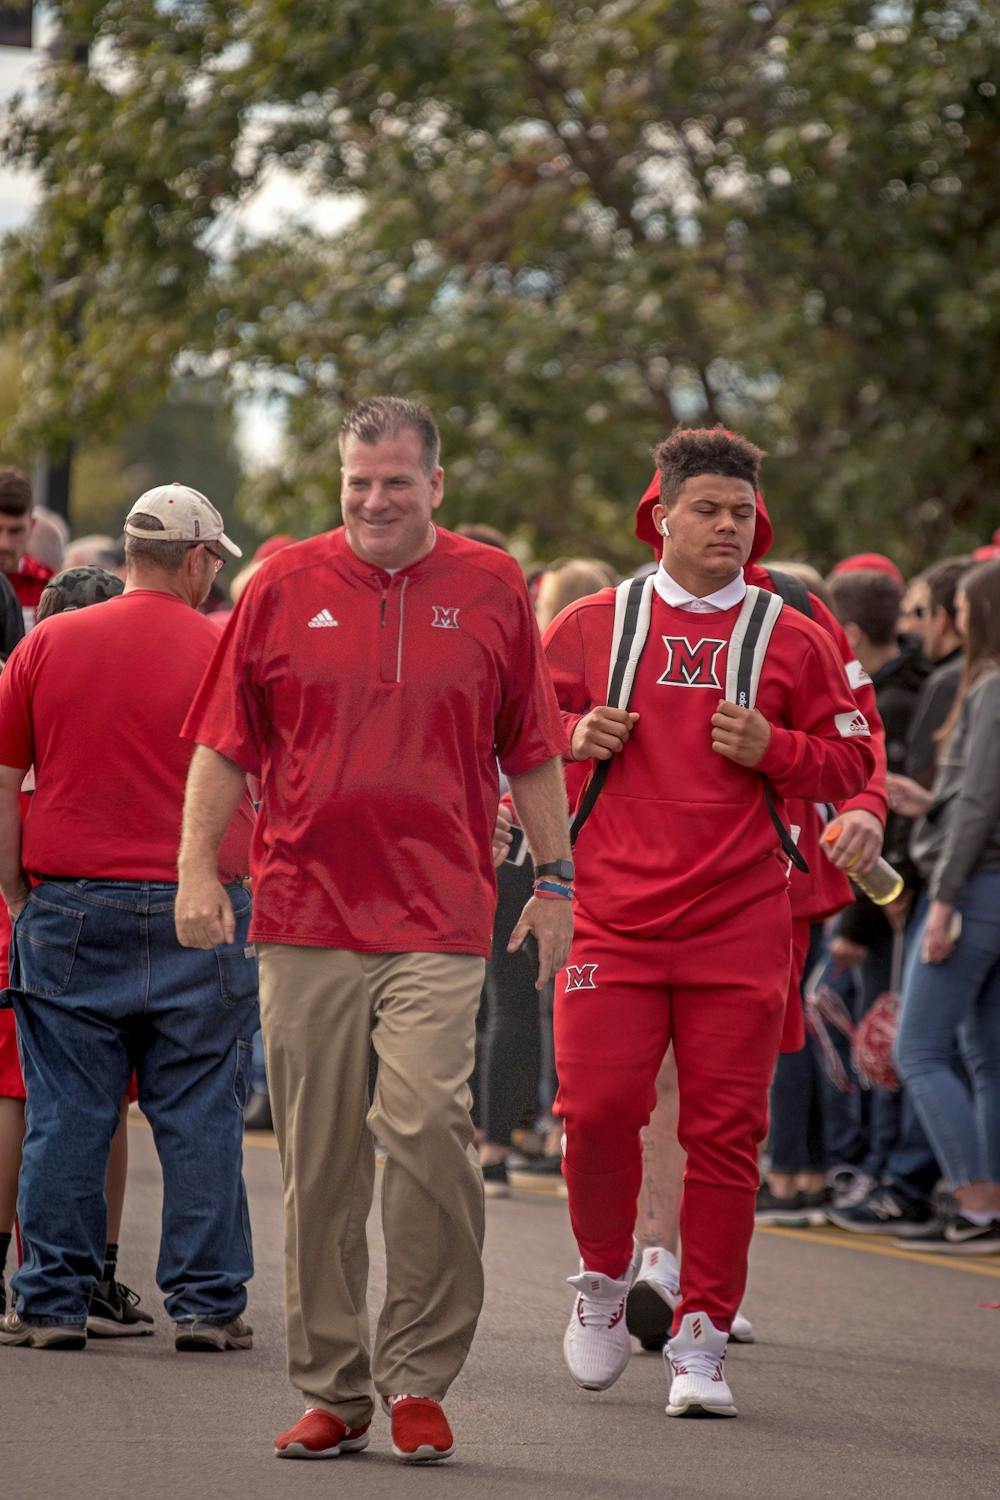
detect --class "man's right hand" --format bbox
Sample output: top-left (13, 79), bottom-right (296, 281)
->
top-left (571, 707), bottom-right (640, 762)
top-left (175, 870), bottom-right (236, 949)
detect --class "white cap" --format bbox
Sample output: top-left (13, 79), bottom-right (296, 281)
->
top-left (123, 483), bottom-right (242, 558)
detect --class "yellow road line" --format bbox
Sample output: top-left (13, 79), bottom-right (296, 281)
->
top-left (135, 1118), bottom-right (1000, 1278)
top-left (757, 1223), bottom-right (1000, 1279)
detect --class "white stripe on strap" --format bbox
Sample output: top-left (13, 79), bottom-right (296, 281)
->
top-left (606, 575), bottom-right (655, 708)
top-left (725, 585), bottom-right (784, 710)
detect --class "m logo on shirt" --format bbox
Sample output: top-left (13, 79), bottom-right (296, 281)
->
top-left (564, 963), bottom-right (598, 992)
top-left (657, 636), bottom-right (725, 689)
top-left (432, 606), bottom-right (460, 629)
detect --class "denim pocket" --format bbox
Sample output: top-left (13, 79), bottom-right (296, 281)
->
top-left (15, 892), bottom-right (84, 998)
top-left (216, 944), bottom-right (259, 1007)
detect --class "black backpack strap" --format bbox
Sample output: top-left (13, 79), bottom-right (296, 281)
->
top-left (570, 575), bottom-right (654, 847)
top-left (765, 567), bottom-right (814, 619)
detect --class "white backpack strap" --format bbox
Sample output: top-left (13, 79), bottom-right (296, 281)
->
top-left (606, 574), bottom-right (655, 709)
top-left (571, 574), bottom-right (654, 847)
top-left (725, 585), bottom-right (784, 710)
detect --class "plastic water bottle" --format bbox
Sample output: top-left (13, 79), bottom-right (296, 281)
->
top-left (822, 822), bottom-right (905, 906)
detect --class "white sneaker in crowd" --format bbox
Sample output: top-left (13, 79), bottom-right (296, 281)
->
top-left (729, 1306), bottom-right (755, 1343)
top-left (665, 1312), bottom-right (738, 1418)
top-left (625, 1245), bottom-right (680, 1350)
top-left (563, 1241), bottom-right (641, 1391)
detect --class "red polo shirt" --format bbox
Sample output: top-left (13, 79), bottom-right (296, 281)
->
top-left (183, 527), bottom-right (568, 955)
top-left (0, 590), bottom-right (254, 881)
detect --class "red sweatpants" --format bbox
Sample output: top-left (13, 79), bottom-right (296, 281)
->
top-left (554, 889), bottom-right (791, 1333)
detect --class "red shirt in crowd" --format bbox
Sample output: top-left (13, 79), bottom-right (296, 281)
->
top-left (183, 527), bottom-right (568, 956)
top-left (7, 555), bottom-right (54, 632)
top-left (0, 590), bottom-right (254, 882)
top-left (543, 586), bottom-right (876, 940)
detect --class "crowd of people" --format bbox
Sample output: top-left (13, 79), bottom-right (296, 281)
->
top-left (0, 403), bottom-right (997, 1462)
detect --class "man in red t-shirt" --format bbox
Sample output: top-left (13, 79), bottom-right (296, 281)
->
top-left (0, 468), bottom-right (55, 633)
top-left (175, 397), bottom-right (572, 1464)
top-left (0, 484), bottom-right (258, 1353)
top-left (544, 426), bottom-right (875, 1420)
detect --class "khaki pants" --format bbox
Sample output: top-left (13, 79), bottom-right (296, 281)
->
top-left (258, 946), bottom-right (486, 1426)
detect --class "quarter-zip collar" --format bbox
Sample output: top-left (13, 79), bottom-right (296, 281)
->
top-left (332, 524), bottom-right (440, 587)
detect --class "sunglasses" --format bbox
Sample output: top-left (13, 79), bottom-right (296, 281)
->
top-left (186, 541), bottom-right (227, 570)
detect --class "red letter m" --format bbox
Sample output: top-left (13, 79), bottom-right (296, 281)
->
top-left (657, 636), bottom-right (725, 689)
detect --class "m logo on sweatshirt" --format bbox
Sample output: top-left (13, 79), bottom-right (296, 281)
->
top-left (564, 963), bottom-right (598, 992)
top-left (431, 605), bottom-right (460, 629)
top-left (657, 636), bottom-right (725, 689)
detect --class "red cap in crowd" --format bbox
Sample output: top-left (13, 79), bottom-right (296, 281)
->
top-left (829, 552), bottom-right (905, 590)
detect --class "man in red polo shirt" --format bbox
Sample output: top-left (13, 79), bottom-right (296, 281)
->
top-left (175, 396), bottom-right (572, 1464)
top-left (544, 426), bottom-right (875, 1421)
top-left (0, 469), bottom-right (54, 633)
top-left (0, 485), bottom-right (258, 1353)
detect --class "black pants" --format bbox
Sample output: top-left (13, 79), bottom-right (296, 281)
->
top-left (479, 860), bottom-right (543, 1147)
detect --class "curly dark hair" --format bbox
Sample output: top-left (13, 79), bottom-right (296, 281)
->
top-left (653, 425), bottom-right (765, 507)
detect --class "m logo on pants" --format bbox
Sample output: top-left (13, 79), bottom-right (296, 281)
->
top-left (565, 964), bottom-right (599, 992)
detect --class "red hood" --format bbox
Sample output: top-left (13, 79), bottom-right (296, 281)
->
top-left (634, 472), bottom-right (775, 573)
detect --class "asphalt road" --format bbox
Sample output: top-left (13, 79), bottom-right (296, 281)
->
top-left (2, 1119), bottom-right (999, 1500)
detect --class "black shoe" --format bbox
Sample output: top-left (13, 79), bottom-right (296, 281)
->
top-left (515, 1153), bottom-right (563, 1175)
top-left (243, 1091), bottom-right (273, 1131)
top-left (826, 1186), bottom-right (935, 1236)
top-left (481, 1161), bottom-right (509, 1199)
top-left (892, 1220), bottom-right (949, 1249)
top-left (755, 1187), bottom-right (811, 1226)
top-left (0, 1271), bottom-right (5, 1318)
top-left (940, 1215), bottom-right (1000, 1254)
top-left (87, 1279), bottom-right (155, 1338)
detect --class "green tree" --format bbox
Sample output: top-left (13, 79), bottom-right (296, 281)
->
top-left (2, 2), bottom-right (998, 569)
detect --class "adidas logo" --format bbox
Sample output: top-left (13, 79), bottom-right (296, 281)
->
top-left (835, 708), bottom-right (870, 738)
top-left (307, 609), bottom-right (338, 628)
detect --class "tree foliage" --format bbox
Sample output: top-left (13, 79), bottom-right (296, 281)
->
top-left (2, 1), bottom-right (998, 568)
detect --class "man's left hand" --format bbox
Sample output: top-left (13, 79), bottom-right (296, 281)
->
top-left (492, 804), bottom-right (514, 868)
top-left (822, 808), bottom-right (884, 876)
top-left (508, 894), bottom-right (573, 990)
top-left (710, 701), bottom-right (771, 767)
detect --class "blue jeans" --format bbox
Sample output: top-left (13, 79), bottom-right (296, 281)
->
top-left (9, 880), bottom-right (258, 1327)
top-left (895, 872), bottom-right (1000, 1188)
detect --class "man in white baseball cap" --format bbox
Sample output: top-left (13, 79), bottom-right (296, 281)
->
top-left (124, 483), bottom-right (243, 559)
top-left (0, 480), bottom-right (257, 1353)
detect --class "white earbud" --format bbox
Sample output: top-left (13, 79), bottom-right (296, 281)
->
top-left (659, 521), bottom-right (670, 537)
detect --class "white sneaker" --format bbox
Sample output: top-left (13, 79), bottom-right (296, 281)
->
top-left (625, 1246), bottom-right (680, 1349)
top-left (729, 1306), bottom-right (755, 1344)
top-left (665, 1312), bottom-right (737, 1418)
top-left (563, 1241), bottom-right (641, 1391)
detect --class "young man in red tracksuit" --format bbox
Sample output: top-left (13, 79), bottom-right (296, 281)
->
top-left (544, 426), bottom-right (875, 1419)
top-left (624, 484), bottom-right (889, 1346)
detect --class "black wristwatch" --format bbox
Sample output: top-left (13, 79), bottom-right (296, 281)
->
top-left (534, 858), bottom-right (575, 883)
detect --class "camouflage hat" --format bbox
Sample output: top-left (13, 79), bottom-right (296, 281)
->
top-left (37, 566), bottom-right (125, 621)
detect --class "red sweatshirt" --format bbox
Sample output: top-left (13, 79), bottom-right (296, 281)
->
top-left (543, 587), bottom-right (875, 940)
top-left (634, 476), bottom-right (888, 922)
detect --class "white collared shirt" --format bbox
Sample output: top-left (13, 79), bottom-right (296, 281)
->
top-left (654, 564), bottom-right (747, 613)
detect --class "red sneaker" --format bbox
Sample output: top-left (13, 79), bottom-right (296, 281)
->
top-left (386, 1395), bottom-right (455, 1463)
top-left (273, 1408), bottom-right (370, 1459)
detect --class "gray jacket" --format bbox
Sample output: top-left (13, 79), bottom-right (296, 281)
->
top-left (910, 666), bottom-right (1000, 904)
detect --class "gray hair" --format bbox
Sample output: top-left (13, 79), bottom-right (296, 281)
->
top-left (338, 396), bottom-right (440, 474)
top-left (123, 512), bottom-right (190, 572)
